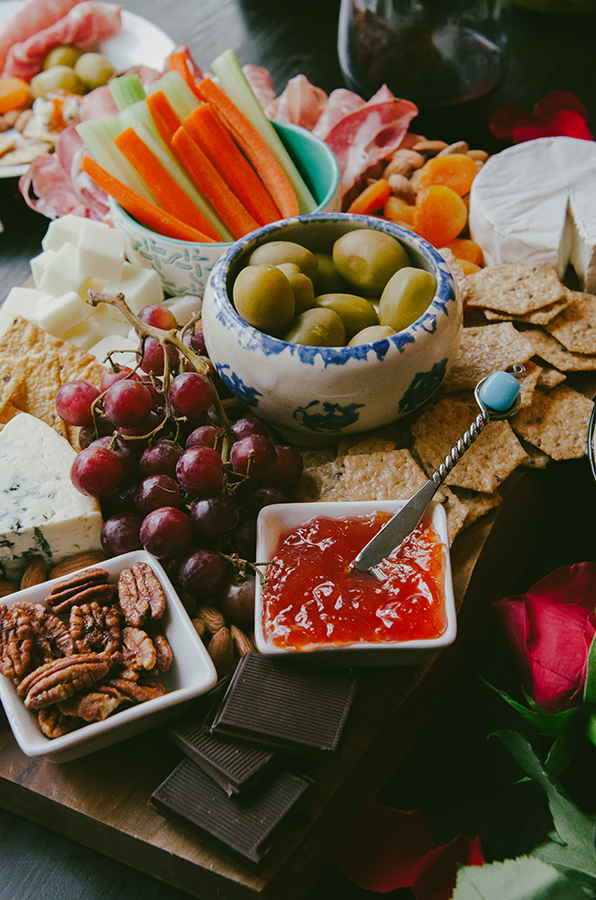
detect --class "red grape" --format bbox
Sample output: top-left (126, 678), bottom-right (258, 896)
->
top-left (176, 445), bottom-right (224, 497)
top-left (266, 444), bottom-right (303, 489)
top-left (230, 416), bottom-right (269, 441)
top-left (117, 410), bottom-right (163, 452)
top-left (168, 372), bottom-right (215, 419)
top-left (140, 438), bottom-right (183, 477)
top-left (100, 513), bottom-right (143, 555)
top-left (177, 548), bottom-right (226, 597)
top-left (136, 474), bottom-right (181, 513)
top-left (220, 575), bottom-right (256, 625)
top-left (78, 414), bottom-right (113, 449)
top-left (182, 328), bottom-right (209, 357)
top-left (71, 446), bottom-right (123, 497)
top-left (90, 435), bottom-right (138, 482)
top-left (100, 365), bottom-right (140, 392)
top-left (138, 305), bottom-right (178, 330)
top-left (103, 380), bottom-right (153, 428)
top-left (189, 494), bottom-right (239, 541)
top-left (140, 507), bottom-right (192, 558)
top-left (230, 434), bottom-right (276, 480)
top-left (55, 380), bottom-right (100, 427)
top-left (186, 425), bottom-right (217, 449)
top-left (138, 337), bottom-right (178, 376)
top-left (234, 518), bottom-right (257, 561)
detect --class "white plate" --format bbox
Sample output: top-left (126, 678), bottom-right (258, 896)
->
top-left (0, 3), bottom-right (176, 178)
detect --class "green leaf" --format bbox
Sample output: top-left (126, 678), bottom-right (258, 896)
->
top-left (453, 856), bottom-right (591, 899)
top-left (583, 632), bottom-right (596, 704)
top-left (481, 676), bottom-right (581, 737)
top-left (495, 731), bottom-right (596, 887)
top-left (544, 732), bottom-right (581, 776)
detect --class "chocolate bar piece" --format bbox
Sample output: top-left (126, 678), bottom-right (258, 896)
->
top-left (168, 711), bottom-right (276, 795)
top-left (151, 756), bottom-right (309, 865)
top-left (207, 653), bottom-right (359, 753)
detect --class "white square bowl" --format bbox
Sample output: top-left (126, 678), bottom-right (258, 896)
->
top-left (0, 550), bottom-right (218, 763)
top-left (255, 500), bottom-right (457, 667)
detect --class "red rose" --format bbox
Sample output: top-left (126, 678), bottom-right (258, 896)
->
top-left (494, 562), bottom-right (596, 713)
top-left (489, 91), bottom-right (593, 144)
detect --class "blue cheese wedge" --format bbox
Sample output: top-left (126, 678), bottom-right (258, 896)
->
top-left (0, 413), bottom-right (103, 579)
top-left (469, 136), bottom-right (596, 292)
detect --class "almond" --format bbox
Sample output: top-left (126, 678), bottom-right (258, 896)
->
top-left (412, 139), bottom-right (448, 156)
top-left (0, 580), bottom-right (17, 598)
top-left (208, 627), bottom-right (234, 678)
top-left (384, 149), bottom-right (425, 178)
top-left (230, 624), bottom-right (256, 658)
top-left (388, 173), bottom-right (416, 205)
top-left (195, 604), bottom-right (226, 634)
top-left (191, 617), bottom-right (207, 639)
top-left (49, 551), bottom-right (107, 580)
top-left (437, 140), bottom-right (469, 156)
top-left (20, 556), bottom-right (47, 590)
top-left (468, 149), bottom-right (489, 162)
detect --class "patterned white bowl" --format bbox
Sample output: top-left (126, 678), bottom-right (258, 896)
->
top-left (202, 213), bottom-right (462, 445)
top-left (110, 121), bottom-right (341, 298)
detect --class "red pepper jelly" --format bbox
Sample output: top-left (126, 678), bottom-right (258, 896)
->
top-left (262, 511), bottom-right (447, 649)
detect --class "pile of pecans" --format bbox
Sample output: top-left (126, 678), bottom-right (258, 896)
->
top-left (0, 559), bottom-right (172, 739)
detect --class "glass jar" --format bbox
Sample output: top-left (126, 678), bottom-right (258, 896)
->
top-left (338, 0), bottom-right (510, 107)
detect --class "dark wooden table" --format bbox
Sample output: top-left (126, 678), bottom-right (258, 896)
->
top-left (2, 2), bottom-right (596, 898)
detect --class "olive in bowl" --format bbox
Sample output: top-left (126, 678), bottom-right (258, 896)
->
top-left (201, 212), bottom-right (462, 446)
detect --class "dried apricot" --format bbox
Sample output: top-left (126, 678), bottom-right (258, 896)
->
top-left (347, 178), bottom-right (391, 215)
top-left (444, 238), bottom-right (484, 266)
top-left (413, 185), bottom-right (468, 247)
top-left (416, 153), bottom-right (478, 197)
top-left (458, 259), bottom-right (482, 276)
top-left (383, 196), bottom-right (416, 225)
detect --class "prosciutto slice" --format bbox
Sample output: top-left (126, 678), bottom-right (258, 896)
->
top-left (243, 64), bottom-right (277, 110)
top-left (268, 74), bottom-right (328, 132)
top-left (312, 88), bottom-right (366, 140)
top-left (0, 0), bottom-right (85, 74)
top-left (2, 1), bottom-right (122, 80)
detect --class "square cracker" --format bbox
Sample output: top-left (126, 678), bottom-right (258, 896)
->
top-left (511, 385), bottom-right (593, 461)
top-left (443, 323), bottom-right (535, 392)
top-left (411, 397), bottom-right (527, 493)
top-left (5, 352), bottom-right (68, 438)
top-left (544, 292), bottom-right (596, 355)
top-left (482, 295), bottom-right (572, 325)
top-left (521, 327), bottom-right (596, 372)
top-left (339, 448), bottom-right (428, 501)
top-left (466, 263), bottom-right (568, 315)
top-left (0, 359), bottom-right (25, 415)
top-left (0, 316), bottom-right (105, 387)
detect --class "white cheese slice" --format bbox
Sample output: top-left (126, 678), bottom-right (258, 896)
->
top-left (0, 413), bottom-right (103, 579)
top-left (469, 136), bottom-right (596, 292)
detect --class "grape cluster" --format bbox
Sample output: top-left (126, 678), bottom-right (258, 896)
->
top-left (56, 301), bottom-right (303, 623)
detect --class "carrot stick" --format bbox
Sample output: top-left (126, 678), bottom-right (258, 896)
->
top-left (347, 178), bottom-right (392, 215)
top-left (146, 90), bottom-right (183, 145)
top-left (168, 50), bottom-right (203, 100)
top-left (114, 126), bottom-right (220, 239)
top-left (197, 77), bottom-right (299, 219)
top-left (170, 125), bottom-right (260, 240)
top-left (184, 102), bottom-right (281, 227)
top-left (81, 156), bottom-right (217, 243)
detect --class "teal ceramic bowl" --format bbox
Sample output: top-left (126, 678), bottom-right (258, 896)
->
top-left (110, 121), bottom-right (341, 297)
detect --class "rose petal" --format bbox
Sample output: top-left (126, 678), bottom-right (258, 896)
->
top-left (334, 803), bottom-right (435, 892)
top-left (412, 834), bottom-right (484, 900)
top-left (489, 104), bottom-right (534, 140)
top-left (513, 110), bottom-right (594, 143)
top-left (493, 596), bottom-right (534, 697)
top-left (533, 90), bottom-right (590, 124)
top-left (526, 562), bottom-right (596, 611)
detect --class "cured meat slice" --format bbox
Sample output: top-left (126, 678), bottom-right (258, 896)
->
top-left (2, 1), bottom-right (122, 81)
top-left (269, 74), bottom-right (327, 132)
top-left (312, 88), bottom-right (365, 139)
top-left (0, 0), bottom-right (85, 74)
top-left (243, 64), bottom-right (277, 110)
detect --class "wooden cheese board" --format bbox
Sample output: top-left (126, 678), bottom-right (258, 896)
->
top-left (0, 468), bottom-right (545, 900)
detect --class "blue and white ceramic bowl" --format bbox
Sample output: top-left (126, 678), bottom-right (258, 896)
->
top-left (202, 213), bottom-right (463, 446)
top-left (110, 121), bottom-right (341, 298)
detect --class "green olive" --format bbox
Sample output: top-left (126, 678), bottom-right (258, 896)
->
top-left (74, 52), bottom-right (115, 91)
top-left (233, 264), bottom-right (295, 336)
top-left (348, 325), bottom-right (397, 346)
top-left (249, 241), bottom-right (318, 282)
top-left (312, 252), bottom-right (351, 294)
top-left (332, 229), bottom-right (409, 296)
top-left (315, 293), bottom-right (378, 341)
top-left (30, 65), bottom-right (85, 99)
top-left (43, 44), bottom-right (82, 70)
top-left (378, 267), bottom-right (437, 332)
top-left (284, 307), bottom-right (346, 346)
top-left (275, 263), bottom-right (316, 315)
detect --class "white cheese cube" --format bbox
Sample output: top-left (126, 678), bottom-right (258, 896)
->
top-left (36, 290), bottom-right (89, 337)
top-left (38, 242), bottom-right (87, 297)
top-left (61, 317), bottom-right (106, 350)
top-left (3, 286), bottom-right (48, 323)
top-left (0, 413), bottom-right (103, 579)
top-left (163, 294), bottom-right (202, 326)
top-left (91, 302), bottom-right (132, 336)
top-left (101, 262), bottom-right (164, 315)
top-left (41, 213), bottom-right (86, 253)
top-left (78, 220), bottom-right (126, 282)
top-left (30, 249), bottom-right (56, 287)
top-left (0, 311), bottom-right (16, 338)
top-left (89, 333), bottom-right (139, 369)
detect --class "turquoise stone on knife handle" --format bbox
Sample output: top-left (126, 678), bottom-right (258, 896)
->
top-left (477, 370), bottom-right (521, 414)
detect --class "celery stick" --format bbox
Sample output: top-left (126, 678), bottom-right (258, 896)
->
top-left (146, 71), bottom-right (201, 121)
top-left (109, 73), bottom-right (146, 111)
top-left (76, 119), bottom-right (155, 202)
top-left (118, 98), bottom-right (164, 147)
top-left (211, 49), bottom-right (316, 214)
top-left (132, 121), bottom-right (233, 241)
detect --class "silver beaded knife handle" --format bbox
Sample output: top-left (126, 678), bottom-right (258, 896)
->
top-left (351, 366), bottom-right (525, 578)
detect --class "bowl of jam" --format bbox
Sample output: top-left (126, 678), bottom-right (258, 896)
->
top-left (254, 499), bottom-right (457, 666)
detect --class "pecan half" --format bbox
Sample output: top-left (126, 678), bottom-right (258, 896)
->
top-left (38, 706), bottom-right (84, 738)
top-left (122, 626), bottom-right (157, 671)
top-left (69, 602), bottom-right (121, 654)
top-left (148, 632), bottom-right (173, 675)
top-left (0, 604), bottom-right (35, 683)
top-left (46, 568), bottom-right (117, 614)
top-left (59, 683), bottom-right (125, 722)
top-left (16, 602), bottom-right (74, 663)
top-left (102, 677), bottom-right (165, 703)
top-left (18, 651), bottom-right (119, 709)
top-left (118, 562), bottom-right (166, 627)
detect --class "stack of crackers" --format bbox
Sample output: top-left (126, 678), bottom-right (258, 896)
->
top-left (296, 261), bottom-right (595, 544)
top-left (0, 316), bottom-right (105, 447)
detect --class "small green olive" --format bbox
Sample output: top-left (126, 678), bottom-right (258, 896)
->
top-left (312, 252), bottom-right (351, 294)
top-left (284, 307), bottom-right (346, 346)
top-left (348, 325), bottom-right (397, 346)
top-left (43, 44), bottom-right (82, 70)
top-left (275, 263), bottom-right (316, 315)
top-left (249, 241), bottom-right (318, 281)
top-left (378, 267), bottom-right (437, 333)
top-left (332, 229), bottom-right (409, 295)
top-left (74, 52), bottom-right (115, 91)
top-left (233, 264), bottom-right (295, 336)
top-left (315, 293), bottom-right (379, 341)
top-left (30, 65), bottom-right (85, 99)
